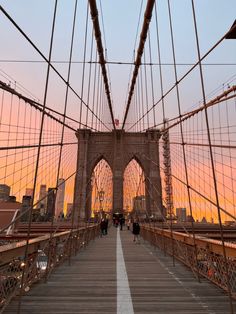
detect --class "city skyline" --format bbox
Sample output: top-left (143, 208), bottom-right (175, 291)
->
top-left (0, 0), bottom-right (235, 225)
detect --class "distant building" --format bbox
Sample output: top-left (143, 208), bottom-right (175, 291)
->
top-left (0, 184), bottom-right (10, 202)
top-left (55, 178), bottom-right (65, 218)
top-left (46, 188), bottom-right (56, 219)
top-left (8, 196), bottom-right (16, 202)
top-left (21, 195), bottom-right (32, 222)
top-left (38, 184), bottom-right (47, 215)
top-left (133, 195), bottom-right (146, 217)
top-left (186, 215), bottom-right (195, 223)
top-left (176, 208), bottom-right (187, 222)
top-left (0, 201), bottom-right (22, 234)
top-left (25, 188), bottom-right (33, 198)
top-left (67, 203), bottom-right (73, 218)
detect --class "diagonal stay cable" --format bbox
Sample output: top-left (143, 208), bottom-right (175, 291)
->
top-left (128, 21), bottom-right (236, 132)
top-left (0, 5), bottom-right (110, 132)
top-left (0, 80), bottom-right (98, 132)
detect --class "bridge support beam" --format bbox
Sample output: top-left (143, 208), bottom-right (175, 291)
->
top-left (112, 130), bottom-right (124, 214)
top-left (73, 129), bottom-right (91, 223)
top-left (145, 130), bottom-right (163, 218)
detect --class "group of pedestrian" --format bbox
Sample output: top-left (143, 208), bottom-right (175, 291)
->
top-left (101, 215), bottom-right (141, 243)
top-left (113, 216), bottom-right (125, 229)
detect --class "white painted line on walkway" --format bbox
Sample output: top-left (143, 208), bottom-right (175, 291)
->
top-left (117, 228), bottom-right (134, 314)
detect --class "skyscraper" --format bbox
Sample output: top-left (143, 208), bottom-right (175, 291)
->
top-left (0, 184), bottom-right (10, 202)
top-left (55, 178), bottom-right (65, 218)
top-left (21, 195), bottom-right (32, 222)
top-left (176, 208), bottom-right (187, 222)
top-left (38, 184), bottom-right (47, 215)
top-left (46, 188), bottom-right (56, 219)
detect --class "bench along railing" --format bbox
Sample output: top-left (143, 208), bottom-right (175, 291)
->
top-left (0, 224), bottom-right (100, 310)
top-left (141, 225), bottom-right (236, 298)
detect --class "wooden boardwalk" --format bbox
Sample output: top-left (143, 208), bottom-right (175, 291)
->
top-left (5, 226), bottom-right (236, 314)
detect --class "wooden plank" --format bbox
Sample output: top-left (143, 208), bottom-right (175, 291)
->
top-left (5, 227), bottom-right (236, 313)
top-left (121, 228), bottom-right (236, 313)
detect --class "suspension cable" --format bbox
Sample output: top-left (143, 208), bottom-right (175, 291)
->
top-left (88, 0), bottom-right (116, 129)
top-left (122, 0), bottom-right (155, 129)
top-left (191, 2), bottom-right (234, 311)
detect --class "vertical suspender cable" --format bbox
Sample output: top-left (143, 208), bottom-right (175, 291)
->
top-left (140, 67), bottom-right (145, 131)
top-left (167, 0), bottom-right (199, 277)
top-left (79, 2), bottom-right (89, 127)
top-left (154, 1), bottom-right (174, 264)
top-left (148, 31), bottom-right (156, 127)
top-left (91, 52), bottom-right (98, 129)
top-left (86, 30), bottom-right (94, 127)
top-left (88, 0), bottom-right (116, 129)
top-left (143, 49), bottom-right (150, 129)
top-left (17, 1), bottom-right (58, 313)
top-left (191, 1), bottom-right (234, 311)
top-left (95, 67), bottom-right (101, 130)
top-left (48, 0), bottom-right (78, 267)
top-left (122, 0), bottom-right (155, 129)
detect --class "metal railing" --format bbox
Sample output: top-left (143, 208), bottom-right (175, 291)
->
top-left (0, 224), bottom-right (99, 311)
top-left (141, 224), bottom-right (236, 298)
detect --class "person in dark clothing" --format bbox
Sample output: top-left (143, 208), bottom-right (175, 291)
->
top-left (120, 217), bottom-right (125, 231)
top-left (100, 219), bottom-right (106, 236)
top-left (132, 220), bottom-right (140, 243)
top-left (104, 218), bottom-right (109, 235)
top-left (115, 218), bottom-right (119, 228)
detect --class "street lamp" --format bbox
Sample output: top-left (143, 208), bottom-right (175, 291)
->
top-left (98, 189), bottom-right (105, 219)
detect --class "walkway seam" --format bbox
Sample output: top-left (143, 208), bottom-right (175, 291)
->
top-left (142, 241), bottom-right (216, 314)
top-left (116, 228), bottom-right (134, 314)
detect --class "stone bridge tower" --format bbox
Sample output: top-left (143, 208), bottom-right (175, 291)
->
top-left (73, 129), bottom-right (163, 221)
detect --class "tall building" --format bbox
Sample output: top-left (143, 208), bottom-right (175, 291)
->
top-left (176, 208), bottom-right (187, 222)
top-left (55, 178), bottom-right (65, 218)
top-left (0, 184), bottom-right (10, 202)
top-left (67, 203), bottom-right (73, 218)
top-left (25, 188), bottom-right (33, 198)
top-left (38, 184), bottom-right (47, 214)
top-left (21, 195), bottom-right (32, 222)
top-left (46, 188), bottom-right (56, 219)
top-left (133, 195), bottom-right (146, 217)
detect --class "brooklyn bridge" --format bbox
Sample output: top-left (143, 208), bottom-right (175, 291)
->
top-left (0, 0), bottom-right (236, 313)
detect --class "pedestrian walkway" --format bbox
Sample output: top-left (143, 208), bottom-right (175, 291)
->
top-left (5, 226), bottom-right (235, 313)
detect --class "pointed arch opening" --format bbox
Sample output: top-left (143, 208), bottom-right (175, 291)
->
top-left (91, 159), bottom-right (113, 219)
top-left (123, 158), bottom-right (146, 218)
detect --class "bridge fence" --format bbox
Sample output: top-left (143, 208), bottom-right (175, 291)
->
top-left (141, 225), bottom-right (236, 299)
top-left (0, 224), bottom-right (99, 313)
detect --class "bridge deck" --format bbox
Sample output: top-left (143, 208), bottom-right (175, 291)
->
top-left (5, 227), bottom-right (235, 314)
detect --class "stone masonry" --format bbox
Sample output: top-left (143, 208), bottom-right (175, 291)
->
top-left (73, 129), bottom-right (163, 222)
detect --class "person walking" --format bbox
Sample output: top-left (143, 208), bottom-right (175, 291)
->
top-left (104, 217), bottom-right (109, 235)
top-left (100, 218), bottom-right (106, 236)
top-left (120, 216), bottom-right (125, 231)
top-left (127, 219), bottom-right (131, 231)
top-left (132, 219), bottom-right (140, 243)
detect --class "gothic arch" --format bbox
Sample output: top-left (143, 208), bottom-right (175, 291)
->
top-left (123, 156), bottom-right (146, 214)
top-left (123, 154), bottom-right (147, 179)
top-left (90, 158), bottom-right (113, 219)
top-left (73, 129), bottom-right (163, 222)
top-left (88, 154), bottom-right (113, 180)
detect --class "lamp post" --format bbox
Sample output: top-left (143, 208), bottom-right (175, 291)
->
top-left (98, 189), bottom-right (105, 220)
